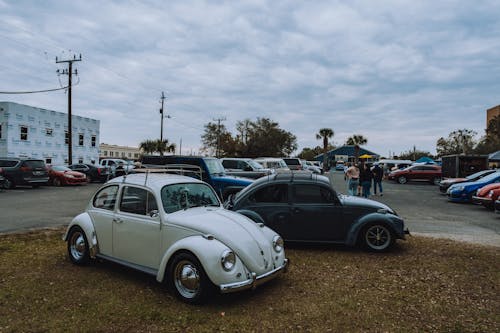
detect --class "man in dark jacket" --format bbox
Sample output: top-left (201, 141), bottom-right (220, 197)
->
top-left (372, 163), bottom-right (384, 196)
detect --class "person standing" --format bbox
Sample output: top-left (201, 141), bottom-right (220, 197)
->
top-left (372, 163), bottom-right (384, 196)
top-left (345, 163), bottom-right (360, 196)
top-left (359, 163), bottom-right (373, 198)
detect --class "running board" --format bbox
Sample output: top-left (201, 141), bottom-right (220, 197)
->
top-left (96, 254), bottom-right (158, 277)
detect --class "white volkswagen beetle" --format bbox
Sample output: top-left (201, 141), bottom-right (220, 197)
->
top-left (64, 173), bottom-right (288, 303)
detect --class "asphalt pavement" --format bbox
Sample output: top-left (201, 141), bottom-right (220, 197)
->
top-left (0, 174), bottom-right (499, 247)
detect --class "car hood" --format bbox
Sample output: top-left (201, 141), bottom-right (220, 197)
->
top-left (167, 207), bottom-right (275, 274)
top-left (339, 194), bottom-right (395, 214)
top-left (211, 175), bottom-right (254, 185)
top-left (441, 178), bottom-right (467, 185)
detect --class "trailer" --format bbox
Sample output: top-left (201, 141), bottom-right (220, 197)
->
top-left (441, 155), bottom-right (488, 178)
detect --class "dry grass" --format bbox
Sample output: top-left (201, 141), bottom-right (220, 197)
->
top-left (0, 229), bottom-right (498, 333)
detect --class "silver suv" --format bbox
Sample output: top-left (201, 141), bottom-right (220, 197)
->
top-left (220, 158), bottom-right (273, 179)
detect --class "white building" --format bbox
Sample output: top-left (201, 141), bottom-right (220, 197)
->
top-left (99, 143), bottom-right (141, 161)
top-left (0, 101), bottom-right (100, 165)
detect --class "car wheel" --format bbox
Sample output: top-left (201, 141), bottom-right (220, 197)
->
top-left (53, 178), bottom-right (62, 187)
top-left (169, 252), bottom-right (213, 304)
top-left (4, 178), bottom-right (15, 189)
top-left (67, 226), bottom-right (91, 265)
top-left (361, 224), bottom-right (395, 252)
top-left (397, 176), bottom-right (407, 184)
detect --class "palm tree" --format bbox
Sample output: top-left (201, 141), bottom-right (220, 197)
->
top-left (316, 128), bottom-right (334, 170)
top-left (346, 134), bottom-right (368, 164)
top-left (155, 139), bottom-right (176, 156)
top-left (139, 139), bottom-right (157, 155)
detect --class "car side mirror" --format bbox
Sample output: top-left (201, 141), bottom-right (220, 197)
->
top-left (149, 210), bottom-right (159, 218)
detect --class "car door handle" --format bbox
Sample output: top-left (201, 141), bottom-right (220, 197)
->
top-left (113, 218), bottom-right (123, 224)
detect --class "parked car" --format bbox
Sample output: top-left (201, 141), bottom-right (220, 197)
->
top-left (254, 157), bottom-right (290, 172)
top-left (388, 164), bottom-right (442, 185)
top-left (447, 171), bottom-right (500, 203)
top-left (495, 199), bottom-right (500, 214)
top-left (140, 155), bottom-right (253, 199)
top-left (100, 158), bottom-right (135, 177)
top-left (63, 173), bottom-right (288, 303)
top-left (471, 183), bottom-right (500, 209)
top-left (47, 165), bottom-right (87, 186)
top-left (224, 172), bottom-right (409, 252)
top-left (0, 157), bottom-right (49, 189)
top-left (301, 160), bottom-right (321, 174)
top-left (68, 163), bottom-right (112, 182)
top-left (282, 158), bottom-right (303, 171)
top-left (220, 158), bottom-right (274, 179)
top-left (439, 169), bottom-right (497, 193)
top-left (335, 163), bottom-right (345, 171)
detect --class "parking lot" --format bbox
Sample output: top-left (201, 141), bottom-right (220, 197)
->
top-left (0, 172), bottom-right (499, 247)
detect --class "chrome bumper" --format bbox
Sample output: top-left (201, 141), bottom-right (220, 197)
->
top-left (471, 196), bottom-right (492, 205)
top-left (219, 258), bottom-right (289, 294)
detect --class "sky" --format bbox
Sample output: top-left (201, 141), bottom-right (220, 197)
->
top-left (1, 0), bottom-right (499, 157)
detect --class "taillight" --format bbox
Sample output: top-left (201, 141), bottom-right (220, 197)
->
top-left (97, 167), bottom-right (102, 175)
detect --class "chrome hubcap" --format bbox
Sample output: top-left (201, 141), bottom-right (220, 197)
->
top-left (70, 232), bottom-right (86, 260)
top-left (174, 260), bottom-right (200, 298)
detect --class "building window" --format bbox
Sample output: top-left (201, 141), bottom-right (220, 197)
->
top-left (79, 134), bottom-right (84, 146)
top-left (110, 151), bottom-right (114, 157)
top-left (103, 151), bottom-right (108, 156)
top-left (20, 126), bottom-right (28, 141)
top-left (64, 158), bottom-right (68, 164)
top-left (65, 131), bottom-right (69, 145)
top-left (45, 128), bottom-right (53, 136)
top-left (78, 158), bottom-right (84, 163)
top-left (128, 153), bottom-right (131, 158)
top-left (91, 135), bottom-right (96, 147)
top-left (45, 158), bottom-right (52, 164)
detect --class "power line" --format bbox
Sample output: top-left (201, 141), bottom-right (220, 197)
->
top-left (0, 85), bottom-right (73, 94)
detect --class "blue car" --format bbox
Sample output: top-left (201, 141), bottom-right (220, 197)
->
top-left (447, 171), bottom-right (500, 202)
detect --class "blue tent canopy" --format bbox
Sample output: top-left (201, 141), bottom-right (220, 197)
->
top-left (415, 156), bottom-right (435, 164)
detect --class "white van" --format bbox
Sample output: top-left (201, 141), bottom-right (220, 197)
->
top-left (254, 157), bottom-right (290, 171)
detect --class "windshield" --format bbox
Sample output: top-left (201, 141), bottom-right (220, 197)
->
top-left (248, 160), bottom-right (264, 169)
top-left (52, 165), bottom-right (71, 171)
top-left (161, 183), bottom-right (220, 213)
top-left (476, 171), bottom-right (500, 182)
top-left (465, 169), bottom-right (494, 180)
top-left (204, 158), bottom-right (226, 175)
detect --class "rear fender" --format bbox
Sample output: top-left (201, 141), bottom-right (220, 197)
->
top-left (63, 213), bottom-right (99, 258)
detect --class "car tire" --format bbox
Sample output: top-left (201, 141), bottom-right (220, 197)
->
top-left (397, 176), bottom-right (407, 184)
top-left (67, 226), bottom-right (91, 265)
top-left (431, 177), bottom-right (441, 185)
top-left (53, 178), bottom-right (62, 187)
top-left (361, 223), bottom-right (395, 252)
top-left (3, 178), bottom-right (15, 189)
top-left (169, 252), bottom-right (213, 304)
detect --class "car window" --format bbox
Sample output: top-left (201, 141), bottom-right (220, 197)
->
top-left (249, 184), bottom-right (288, 203)
top-left (222, 160), bottom-right (237, 169)
top-left (293, 184), bottom-right (334, 203)
top-left (119, 186), bottom-right (158, 216)
top-left (161, 183), bottom-right (220, 213)
top-left (93, 185), bottom-right (119, 210)
top-left (0, 160), bottom-right (18, 167)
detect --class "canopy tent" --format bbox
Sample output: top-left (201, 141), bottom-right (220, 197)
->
top-left (359, 154), bottom-right (373, 159)
top-left (489, 150), bottom-right (500, 161)
top-left (415, 156), bottom-right (435, 164)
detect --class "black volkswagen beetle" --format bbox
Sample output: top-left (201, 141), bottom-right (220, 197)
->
top-left (225, 172), bottom-right (409, 252)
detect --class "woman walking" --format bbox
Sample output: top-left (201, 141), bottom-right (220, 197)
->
top-left (359, 163), bottom-right (373, 198)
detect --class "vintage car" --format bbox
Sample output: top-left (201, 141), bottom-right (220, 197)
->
top-left (471, 182), bottom-right (500, 209)
top-left (224, 172), bottom-right (409, 252)
top-left (64, 173), bottom-right (288, 303)
top-left (48, 165), bottom-right (88, 186)
top-left (438, 169), bottom-right (497, 193)
top-left (447, 171), bottom-right (500, 203)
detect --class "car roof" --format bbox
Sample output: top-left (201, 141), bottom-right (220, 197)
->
top-left (107, 173), bottom-right (205, 192)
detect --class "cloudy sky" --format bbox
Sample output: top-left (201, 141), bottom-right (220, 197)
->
top-left (1, 0), bottom-right (499, 157)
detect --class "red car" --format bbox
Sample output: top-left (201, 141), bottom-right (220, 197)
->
top-left (388, 164), bottom-right (442, 185)
top-left (48, 165), bottom-right (87, 186)
top-left (472, 183), bottom-right (500, 209)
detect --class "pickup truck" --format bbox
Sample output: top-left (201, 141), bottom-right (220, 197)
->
top-left (100, 158), bottom-right (135, 177)
top-left (220, 158), bottom-right (274, 179)
top-left (140, 155), bottom-right (253, 199)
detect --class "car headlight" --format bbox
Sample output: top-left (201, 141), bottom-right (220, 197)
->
top-left (273, 235), bottom-right (284, 253)
top-left (220, 250), bottom-right (236, 271)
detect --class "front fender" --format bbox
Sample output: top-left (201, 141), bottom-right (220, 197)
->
top-left (156, 235), bottom-right (250, 288)
top-left (346, 212), bottom-right (405, 246)
top-left (62, 212), bottom-right (98, 258)
top-left (235, 209), bottom-right (265, 224)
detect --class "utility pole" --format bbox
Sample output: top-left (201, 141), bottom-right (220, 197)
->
top-left (56, 54), bottom-right (81, 165)
top-left (213, 117), bottom-right (226, 158)
top-left (159, 91), bottom-right (166, 141)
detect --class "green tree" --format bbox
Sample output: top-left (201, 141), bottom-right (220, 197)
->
top-left (397, 148), bottom-right (433, 161)
top-left (436, 129), bottom-right (477, 157)
top-left (474, 115), bottom-right (500, 154)
top-left (155, 139), bottom-right (176, 156)
top-left (200, 122), bottom-right (233, 157)
top-left (298, 146), bottom-right (325, 161)
top-left (316, 128), bottom-right (334, 169)
top-left (346, 134), bottom-right (368, 163)
top-left (139, 139), bottom-right (158, 155)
